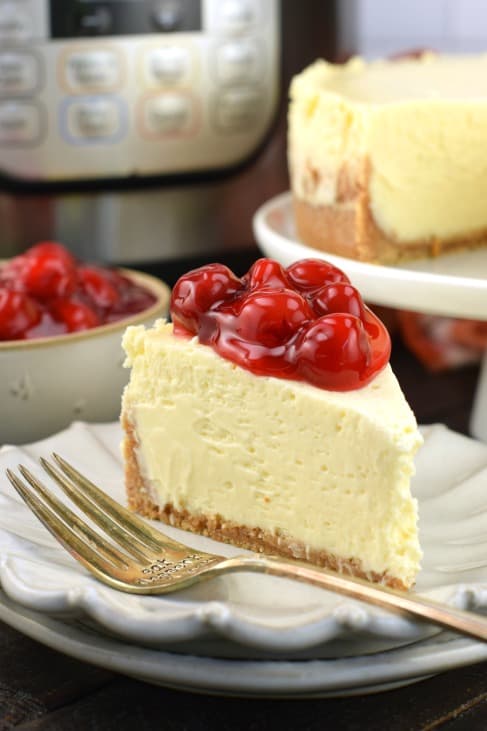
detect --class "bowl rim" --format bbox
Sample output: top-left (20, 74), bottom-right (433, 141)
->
top-left (0, 267), bottom-right (171, 352)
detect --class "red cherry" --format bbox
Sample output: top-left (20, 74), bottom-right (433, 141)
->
top-left (25, 241), bottom-right (75, 261)
top-left (362, 307), bottom-right (391, 373)
top-left (287, 259), bottom-right (350, 293)
top-left (0, 255), bottom-right (28, 289)
top-left (78, 266), bottom-right (120, 309)
top-left (171, 264), bottom-right (243, 333)
top-left (233, 289), bottom-right (313, 348)
top-left (107, 286), bottom-right (156, 320)
top-left (296, 314), bottom-right (372, 389)
top-left (0, 289), bottom-right (42, 340)
top-left (97, 268), bottom-right (138, 294)
top-left (312, 282), bottom-right (366, 319)
top-left (50, 298), bottom-right (100, 332)
top-left (21, 241), bottom-right (78, 300)
top-left (79, 267), bottom-right (156, 318)
top-left (247, 259), bottom-right (290, 290)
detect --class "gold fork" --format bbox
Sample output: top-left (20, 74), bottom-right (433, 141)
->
top-left (5, 454), bottom-right (487, 642)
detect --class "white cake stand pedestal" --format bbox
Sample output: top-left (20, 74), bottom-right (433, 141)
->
top-left (253, 192), bottom-right (487, 440)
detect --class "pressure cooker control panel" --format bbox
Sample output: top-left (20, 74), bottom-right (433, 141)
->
top-left (0, 0), bottom-right (280, 181)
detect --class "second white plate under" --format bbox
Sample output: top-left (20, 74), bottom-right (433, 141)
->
top-left (2, 588), bottom-right (487, 697)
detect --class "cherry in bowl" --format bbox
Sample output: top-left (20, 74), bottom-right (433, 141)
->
top-left (0, 242), bottom-right (161, 342)
top-left (0, 242), bottom-right (170, 445)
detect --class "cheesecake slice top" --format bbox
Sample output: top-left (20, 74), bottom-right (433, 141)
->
top-left (292, 54), bottom-right (487, 104)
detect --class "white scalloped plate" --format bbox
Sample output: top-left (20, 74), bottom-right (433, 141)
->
top-left (0, 421), bottom-right (486, 660)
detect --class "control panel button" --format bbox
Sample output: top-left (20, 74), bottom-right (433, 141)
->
top-left (216, 41), bottom-right (260, 84)
top-left (220, 0), bottom-right (255, 31)
top-left (151, 1), bottom-right (184, 31)
top-left (77, 6), bottom-right (113, 35)
top-left (65, 51), bottom-right (121, 91)
top-left (63, 98), bottom-right (122, 140)
top-left (0, 3), bottom-right (32, 42)
top-left (142, 93), bottom-right (194, 135)
top-left (146, 46), bottom-right (191, 85)
top-left (214, 87), bottom-right (261, 131)
top-left (0, 102), bottom-right (42, 144)
top-left (0, 53), bottom-right (39, 95)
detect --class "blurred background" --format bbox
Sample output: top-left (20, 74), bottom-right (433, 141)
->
top-left (3, 0), bottom-right (487, 266)
top-left (0, 0), bottom-right (486, 381)
top-left (340, 0), bottom-right (487, 58)
top-left (0, 0), bottom-right (334, 263)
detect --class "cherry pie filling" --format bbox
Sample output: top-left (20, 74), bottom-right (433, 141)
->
top-left (170, 258), bottom-right (391, 391)
top-left (0, 242), bottom-right (156, 341)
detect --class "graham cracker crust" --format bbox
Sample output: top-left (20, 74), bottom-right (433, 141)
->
top-left (292, 185), bottom-right (487, 265)
top-left (121, 413), bottom-right (407, 591)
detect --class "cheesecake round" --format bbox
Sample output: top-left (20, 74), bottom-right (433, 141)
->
top-left (289, 54), bottom-right (487, 264)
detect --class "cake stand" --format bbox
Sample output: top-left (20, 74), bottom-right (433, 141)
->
top-left (253, 192), bottom-right (487, 441)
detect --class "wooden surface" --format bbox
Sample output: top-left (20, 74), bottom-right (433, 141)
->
top-left (1, 249), bottom-right (485, 731)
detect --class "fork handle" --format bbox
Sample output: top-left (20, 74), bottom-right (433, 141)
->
top-left (223, 555), bottom-right (487, 642)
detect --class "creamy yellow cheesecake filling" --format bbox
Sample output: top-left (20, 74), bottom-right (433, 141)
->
top-left (289, 54), bottom-right (487, 244)
top-left (122, 321), bottom-right (423, 589)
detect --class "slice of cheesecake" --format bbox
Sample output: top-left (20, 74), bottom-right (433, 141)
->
top-left (121, 258), bottom-right (423, 590)
top-left (289, 53), bottom-right (487, 263)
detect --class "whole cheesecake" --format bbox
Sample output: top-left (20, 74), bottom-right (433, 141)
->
top-left (121, 258), bottom-right (423, 590)
top-left (289, 54), bottom-right (487, 263)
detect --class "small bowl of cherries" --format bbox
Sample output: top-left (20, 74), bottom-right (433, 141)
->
top-left (0, 241), bottom-right (170, 445)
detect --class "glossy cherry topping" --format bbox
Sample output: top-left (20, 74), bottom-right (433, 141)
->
top-left (171, 257), bottom-right (391, 391)
top-left (0, 241), bottom-right (157, 341)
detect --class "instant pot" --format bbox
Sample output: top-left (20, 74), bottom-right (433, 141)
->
top-left (0, 0), bottom-right (337, 264)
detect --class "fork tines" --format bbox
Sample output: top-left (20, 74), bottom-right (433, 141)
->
top-left (6, 454), bottom-right (178, 578)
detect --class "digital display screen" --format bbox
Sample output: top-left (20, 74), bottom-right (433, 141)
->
top-left (50, 0), bottom-right (202, 38)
